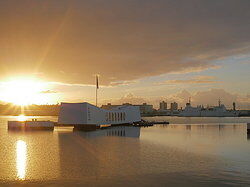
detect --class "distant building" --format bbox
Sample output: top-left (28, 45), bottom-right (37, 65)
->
top-left (101, 103), bottom-right (120, 110)
top-left (170, 102), bottom-right (178, 111)
top-left (159, 101), bottom-right (167, 110)
top-left (101, 103), bottom-right (154, 114)
top-left (101, 103), bottom-right (132, 110)
top-left (138, 103), bottom-right (154, 114)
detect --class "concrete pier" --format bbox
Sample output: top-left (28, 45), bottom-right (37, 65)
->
top-left (8, 120), bottom-right (54, 131)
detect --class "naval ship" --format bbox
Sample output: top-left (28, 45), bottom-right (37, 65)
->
top-left (179, 100), bottom-right (239, 117)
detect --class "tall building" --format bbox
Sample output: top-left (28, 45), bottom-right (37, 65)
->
top-left (170, 102), bottom-right (178, 111)
top-left (159, 101), bottom-right (167, 110)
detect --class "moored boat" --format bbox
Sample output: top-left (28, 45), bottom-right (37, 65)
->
top-left (179, 100), bottom-right (239, 117)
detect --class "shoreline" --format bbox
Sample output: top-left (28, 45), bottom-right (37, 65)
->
top-left (1, 114), bottom-right (250, 117)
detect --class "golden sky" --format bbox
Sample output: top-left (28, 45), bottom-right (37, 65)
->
top-left (0, 0), bottom-right (249, 108)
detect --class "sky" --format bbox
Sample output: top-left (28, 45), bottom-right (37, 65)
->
top-left (0, 0), bottom-right (249, 109)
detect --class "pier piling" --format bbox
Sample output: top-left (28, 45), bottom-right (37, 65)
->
top-left (247, 123), bottom-right (250, 134)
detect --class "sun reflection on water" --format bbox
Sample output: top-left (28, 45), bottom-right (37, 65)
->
top-left (16, 140), bottom-right (27, 180)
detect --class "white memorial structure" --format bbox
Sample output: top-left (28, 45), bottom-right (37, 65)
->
top-left (58, 102), bottom-right (141, 127)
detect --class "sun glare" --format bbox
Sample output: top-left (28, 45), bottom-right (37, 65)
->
top-left (17, 115), bottom-right (27, 121)
top-left (0, 78), bottom-right (50, 105)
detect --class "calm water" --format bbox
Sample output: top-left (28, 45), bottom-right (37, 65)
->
top-left (0, 116), bottom-right (250, 186)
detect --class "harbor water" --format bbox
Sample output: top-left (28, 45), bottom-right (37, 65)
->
top-left (0, 116), bottom-right (250, 186)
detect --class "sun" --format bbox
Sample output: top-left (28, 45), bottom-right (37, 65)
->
top-left (17, 114), bottom-right (28, 121)
top-left (0, 78), bottom-right (49, 105)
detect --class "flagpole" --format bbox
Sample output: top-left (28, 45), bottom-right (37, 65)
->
top-left (96, 84), bottom-right (97, 106)
top-left (96, 75), bottom-right (99, 106)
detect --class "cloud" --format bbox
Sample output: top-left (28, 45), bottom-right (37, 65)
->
top-left (109, 80), bottom-right (138, 86)
top-left (102, 93), bottom-right (147, 105)
top-left (40, 90), bottom-right (57, 94)
top-left (0, 0), bottom-right (249, 84)
top-left (48, 81), bottom-right (94, 87)
top-left (192, 89), bottom-right (237, 106)
top-left (161, 76), bottom-right (218, 85)
top-left (167, 65), bottom-right (221, 75)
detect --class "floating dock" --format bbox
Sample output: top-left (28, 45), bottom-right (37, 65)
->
top-left (133, 120), bottom-right (169, 127)
top-left (8, 119), bottom-right (54, 131)
top-left (149, 121), bottom-right (170, 125)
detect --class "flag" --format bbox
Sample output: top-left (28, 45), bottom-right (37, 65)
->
top-left (96, 75), bottom-right (99, 89)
